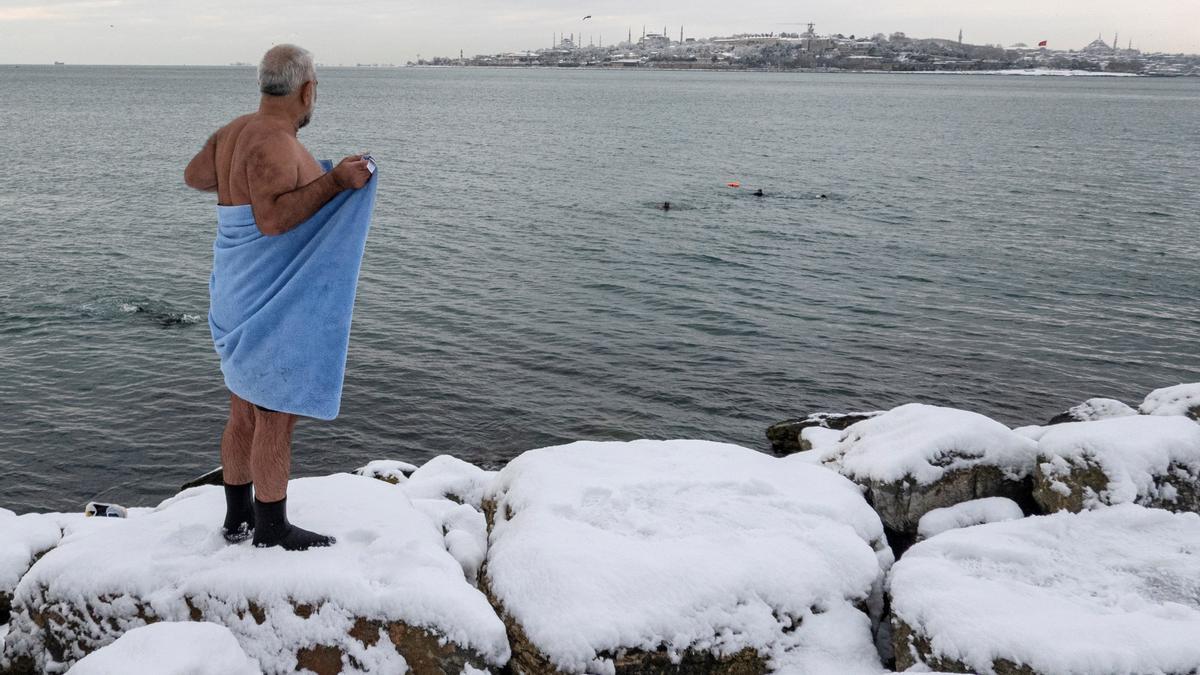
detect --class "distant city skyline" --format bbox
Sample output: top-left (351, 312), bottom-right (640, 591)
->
top-left (0, 0), bottom-right (1197, 65)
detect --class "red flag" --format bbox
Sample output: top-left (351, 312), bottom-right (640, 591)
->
top-left (1038, 40), bottom-right (1048, 47)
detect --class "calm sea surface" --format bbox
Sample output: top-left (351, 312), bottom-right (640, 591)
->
top-left (2, 66), bottom-right (1198, 513)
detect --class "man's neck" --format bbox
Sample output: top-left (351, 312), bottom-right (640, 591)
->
top-left (258, 97), bottom-right (301, 135)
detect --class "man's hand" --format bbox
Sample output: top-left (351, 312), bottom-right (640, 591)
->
top-left (331, 155), bottom-right (373, 190)
top-left (248, 137), bottom-right (365, 236)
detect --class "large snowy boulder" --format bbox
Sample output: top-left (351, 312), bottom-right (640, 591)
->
top-left (65, 621), bottom-right (261, 675)
top-left (1140, 383), bottom-right (1200, 419)
top-left (890, 505), bottom-right (1200, 674)
top-left (766, 411), bottom-right (882, 456)
top-left (1033, 415), bottom-right (1200, 514)
top-left (480, 439), bottom-right (892, 675)
top-left (1, 474), bottom-right (510, 675)
top-left (818, 404), bottom-right (1039, 539)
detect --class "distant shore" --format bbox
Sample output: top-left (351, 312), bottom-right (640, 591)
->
top-left (4, 63), bottom-right (1170, 77)
top-left (400, 64), bottom-right (1159, 77)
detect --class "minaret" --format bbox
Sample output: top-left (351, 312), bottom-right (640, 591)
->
top-left (628, 27), bottom-right (632, 44)
top-left (680, 26), bottom-right (684, 44)
top-left (958, 28), bottom-right (963, 45)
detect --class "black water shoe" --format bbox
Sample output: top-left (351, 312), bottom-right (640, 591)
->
top-left (222, 482), bottom-right (255, 544)
top-left (251, 497), bottom-right (336, 551)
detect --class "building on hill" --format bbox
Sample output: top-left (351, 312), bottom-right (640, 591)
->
top-left (1082, 35), bottom-right (1113, 54)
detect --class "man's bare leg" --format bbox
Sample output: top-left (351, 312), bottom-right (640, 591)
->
top-left (222, 394), bottom-right (256, 484)
top-left (249, 406), bottom-right (335, 550)
top-left (220, 394), bottom-right (257, 543)
top-left (249, 407), bottom-right (296, 502)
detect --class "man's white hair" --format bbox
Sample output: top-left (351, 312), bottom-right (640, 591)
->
top-left (258, 44), bottom-right (315, 97)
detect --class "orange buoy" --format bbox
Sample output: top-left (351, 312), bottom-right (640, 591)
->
top-left (727, 182), bottom-right (741, 188)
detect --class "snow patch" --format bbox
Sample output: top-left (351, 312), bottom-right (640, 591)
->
top-left (353, 459), bottom-right (418, 484)
top-left (65, 622), bottom-right (261, 675)
top-left (1141, 383), bottom-right (1200, 417)
top-left (0, 513), bottom-right (64, 592)
top-left (801, 426), bottom-right (844, 454)
top-left (403, 456), bottom-right (497, 508)
top-left (1013, 424), bottom-right (1049, 441)
top-left (916, 498), bottom-right (1024, 541)
top-left (409, 498), bottom-right (489, 586)
top-left (1057, 398), bottom-right (1137, 422)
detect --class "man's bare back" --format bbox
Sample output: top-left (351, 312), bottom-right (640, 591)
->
top-left (215, 114), bottom-right (326, 206)
top-left (186, 112), bottom-right (370, 236)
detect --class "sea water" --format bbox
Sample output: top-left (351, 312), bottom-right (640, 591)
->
top-left (1, 65), bottom-right (1198, 512)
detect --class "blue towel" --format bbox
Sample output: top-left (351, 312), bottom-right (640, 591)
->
top-left (208, 160), bottom-right (378, 420)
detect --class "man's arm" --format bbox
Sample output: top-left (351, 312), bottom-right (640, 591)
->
top-left (184, 133), bottom-right (218, 192)
top-left (247, 138), bottom-right (371, 237)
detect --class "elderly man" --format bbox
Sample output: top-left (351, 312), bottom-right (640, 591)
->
top-left (184, 45), bottom-right (374, 551)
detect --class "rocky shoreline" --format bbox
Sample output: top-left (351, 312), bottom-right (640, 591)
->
top-left (2, 383), bottom-right (1198, 674)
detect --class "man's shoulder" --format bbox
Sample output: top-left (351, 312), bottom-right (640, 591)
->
top-left (219, 115), bottom-right (291, 148)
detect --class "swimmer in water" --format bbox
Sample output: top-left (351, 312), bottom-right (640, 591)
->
top-left (818, 194), bottom-right (828, 199)
top-left (661, 201), bottom-right (671, 211)
top-left (753, 189), bottom-right (764, 197)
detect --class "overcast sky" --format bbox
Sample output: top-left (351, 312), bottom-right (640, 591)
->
top-left (1, 0), bottom-right (1196, 65)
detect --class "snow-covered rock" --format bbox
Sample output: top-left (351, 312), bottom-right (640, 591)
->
top-left (915, 498), bottom-right (1024, 541)
top-left (1045, 397), bottom-right (1137, 425)
top-left (2, 474), bottom-right (510, 675)
top-left (480, 439), bottom-right (892, 674)
top-left (891, 505), bottom-right (1200, 674)
top-left (403, 456), bottom-right (497, 508)
top-left (65, 621), bottom-right (261, 675)
top-left (0, 513), bottom-right (64, 625)
top-left (819, 404), bottom-right (1039, 537)
top-left (1140, 383), bottom-right (1200, 419)
top-left (766, 411), bottom-right (882, 456)
top-left (353, 459), bottom-right (418, 485)
top-left (1033, 415), bottom-right (1200, 513)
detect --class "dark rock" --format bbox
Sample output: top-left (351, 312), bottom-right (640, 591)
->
top-left (179, 467), bottom-right (224, 492)
top-left (1034, 458), bottom-right (1200, 515)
